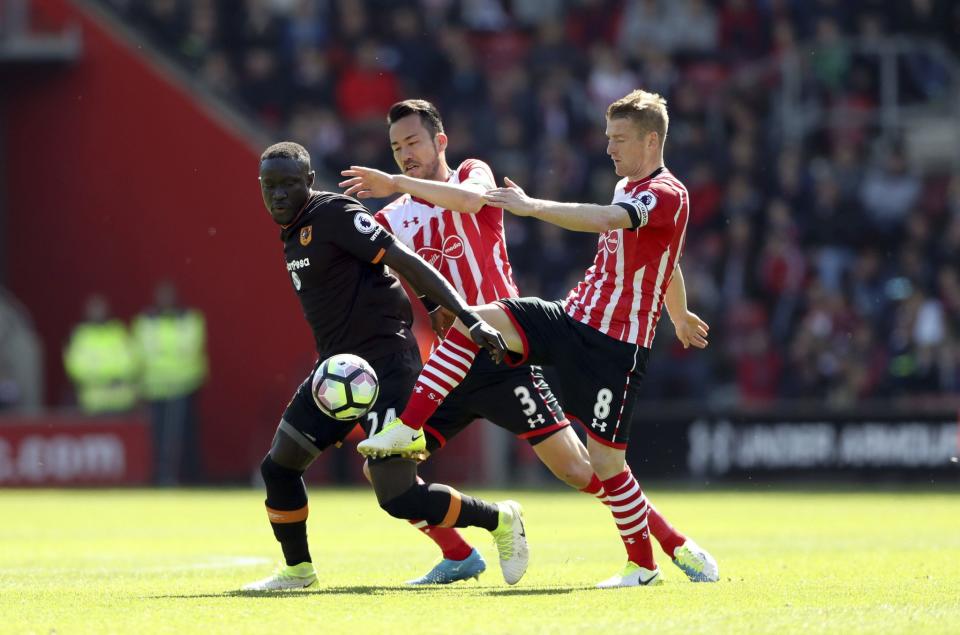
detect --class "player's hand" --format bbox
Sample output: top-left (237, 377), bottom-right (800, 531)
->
top-left (430, 307), bottom-right (456, 340)
top-left (468, 320), bottom-right (508, 364)
top-left (339, 166), bottom-right (398, 199)
top-left (483, 177), bottom-right (537, 216)
top-left (674, 311), bottom-right (709, 349)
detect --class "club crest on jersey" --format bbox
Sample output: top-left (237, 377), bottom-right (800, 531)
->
top-left (354, 212), bottom-right (376, 234)
top-left (300, 225), bottom-right (313, 246)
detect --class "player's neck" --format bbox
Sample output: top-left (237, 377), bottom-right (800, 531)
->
top-left (625, 158), bottom-right (665, 183)
top-left (434, 161), bottom-right (452, 182)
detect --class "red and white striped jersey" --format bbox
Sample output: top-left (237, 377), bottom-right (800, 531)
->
top-left (375, 159), bottom-right (518, 305)
top-left (564, 167), bottom-right (689, 349)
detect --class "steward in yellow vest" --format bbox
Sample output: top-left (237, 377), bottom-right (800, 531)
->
top-left (134, 281), bottom-right (208, 484)
top-left (64, 295), bottom-right (138, 414)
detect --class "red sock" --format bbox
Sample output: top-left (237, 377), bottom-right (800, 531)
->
top-left (408, 520), bottom-right (473, 561)
top-left (647, 504), bottom-right (687, 558)
top-left (585, 473), bottom-right (686, 557)
top-left (580, 473), bottom-right (609, 504)
top-left (399, 328), bottom-right (478, 430)
top-left (408, 478), bottom-right (473, 561)
top-left (601, 469), bottom-right (655, 569)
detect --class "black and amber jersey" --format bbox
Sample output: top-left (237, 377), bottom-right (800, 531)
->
top-left (279, 191), bottom-right (416, 361)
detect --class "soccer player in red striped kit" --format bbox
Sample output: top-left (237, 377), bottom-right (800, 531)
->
top-left (341, 100), bottom-right (717, 582)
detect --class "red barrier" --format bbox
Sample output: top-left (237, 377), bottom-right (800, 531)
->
top-left (4, 0), bottom-right (299, 479)
top-left (0, 415), bottom-right (152, 486)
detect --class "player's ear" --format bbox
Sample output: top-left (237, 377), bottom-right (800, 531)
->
top-left (435, 132), bottom-right (448, 154)
top-left (306, 170), bottom-right (316, 187)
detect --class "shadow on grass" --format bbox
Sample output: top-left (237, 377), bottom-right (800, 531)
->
top-left (146, 584), bottom-right (593, 600)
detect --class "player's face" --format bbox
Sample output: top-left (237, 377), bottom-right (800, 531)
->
top-left (259, 157), bottom-right (315, 225)
top-left (389, 115), bottom-right (445, 181)
top-left (605, 117), bottom-right (659, 179)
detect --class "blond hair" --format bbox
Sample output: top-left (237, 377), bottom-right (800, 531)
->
top-left (606, 89), bottom-right (669, 147)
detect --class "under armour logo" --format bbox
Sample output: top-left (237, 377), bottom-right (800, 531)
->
top-left (527, 413), bottom-right (545, 428)
top-left (414, 385), bottom-right (423, 393)
top-left (591, 419), bottom-right (607, 432)
top-left (625, 537), bottom-right (636, 545)
top-left (402, 216), bottom-right (420, 228)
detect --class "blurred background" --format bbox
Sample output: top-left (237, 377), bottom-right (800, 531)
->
top-left (1, 0), bottom-right (958, 488)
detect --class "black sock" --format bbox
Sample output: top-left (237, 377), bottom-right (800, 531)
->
top-left (453, 494), bottom-right (500, 531)
top-left (425, 484), bottom-right (500, 531)
top-left (272, 521), bottom-right (311, 566)
top-left (261, 455), bottom-right (311, 566)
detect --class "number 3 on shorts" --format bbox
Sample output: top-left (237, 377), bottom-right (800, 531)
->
top-left (513, 386), bottom-right (537, 417)
top-left (594, 388), bottom-right (613, 420)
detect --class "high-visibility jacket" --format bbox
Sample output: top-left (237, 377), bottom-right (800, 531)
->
top-left (63, 320), bottom-right (139, 414)
top-left (132, 309), bottom-right (208, 400)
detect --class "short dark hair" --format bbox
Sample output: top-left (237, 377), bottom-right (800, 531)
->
top-left (260, 141), bottom-right (311, 172)
top-left (387, 99), bottom-right (445, 137)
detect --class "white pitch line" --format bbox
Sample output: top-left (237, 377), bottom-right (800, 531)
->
top-left (0, 555), bottom-right (271, 575)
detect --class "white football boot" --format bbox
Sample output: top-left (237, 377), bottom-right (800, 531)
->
top-left (241, 562), bottom-right (317, 591)
top-left (489, 500), bottom-right (529, 585)
top-left (596, 562), bottom-right (662, 588)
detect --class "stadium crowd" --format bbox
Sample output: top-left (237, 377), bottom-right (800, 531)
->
top-left (101, 0), bottom-right (960, 406)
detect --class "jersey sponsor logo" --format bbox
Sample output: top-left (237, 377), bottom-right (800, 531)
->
top-left (300, 225), bottom-right (313, 246)
top-left (286, 258), bottom-right (311, 271)
top-left (417, 235), bottom-right (465, 266)
top-left (291, 271), bottom-right (302, 291)
top-left (354, 212), bottom-right (376, 234)
top-left (600, 230), bottom-right (620, 254)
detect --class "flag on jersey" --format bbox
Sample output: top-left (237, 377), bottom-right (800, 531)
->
top-left (564, 167), bottom-right (689, 349)
top-left (375, 159), bottom-right (518, 306)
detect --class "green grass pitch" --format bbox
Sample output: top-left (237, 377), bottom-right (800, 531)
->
top-left (2, 487), bottom-right (959, 634)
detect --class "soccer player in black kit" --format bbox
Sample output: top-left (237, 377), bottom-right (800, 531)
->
top-left (242, 142), bottom-right (528, 591)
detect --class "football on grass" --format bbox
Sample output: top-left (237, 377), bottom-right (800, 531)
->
top-left (312, 353), bottom-right (379, 421)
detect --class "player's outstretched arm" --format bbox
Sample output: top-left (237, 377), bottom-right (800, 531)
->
top-left (664, 265), bottom-right (709, 349)
top-left (381, 241), bottom-right (506, 361)
top-left (484, 177), bottom-right (635, 233)
top-left (339, 166), bottom-right (485, 214)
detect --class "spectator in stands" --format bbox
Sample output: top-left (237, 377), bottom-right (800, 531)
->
top-left (133, 280), bottom-right (208, 485)
top-left (101, 0), bottom-right (960, 406)
top-left (64, 294), bottom-right (138, 415)
top-left (861, 148), bottom-right (922, 243)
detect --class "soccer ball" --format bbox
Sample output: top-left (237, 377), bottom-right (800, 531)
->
top-left (311, 353), bottom-right (379, 421)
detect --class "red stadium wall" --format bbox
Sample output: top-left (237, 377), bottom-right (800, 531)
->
top-left (3, 0), bottom-right (309, 479)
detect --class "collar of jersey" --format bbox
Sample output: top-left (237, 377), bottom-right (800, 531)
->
top-left (280, 194), bottom-right (315, 230)
top-left (626, 166), bottom-right (666, 191)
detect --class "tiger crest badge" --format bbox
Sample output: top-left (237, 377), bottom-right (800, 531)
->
top-left (300, 225), bottom-right (313, 246)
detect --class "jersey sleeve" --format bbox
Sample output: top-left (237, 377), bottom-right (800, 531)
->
top-left (327, 196), bottom-right (395, 264)
top-left (456, 159), bottom-right (496, 195)
top-left (626, 182), bottom-right (681, 231)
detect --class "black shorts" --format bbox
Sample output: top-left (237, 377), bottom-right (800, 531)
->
top-left (496, 297), bottom-right (650, 449)
top-left (278, 346), bottom-right (421, 456)
top-left (424, 352), bottom-right (569, 452)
